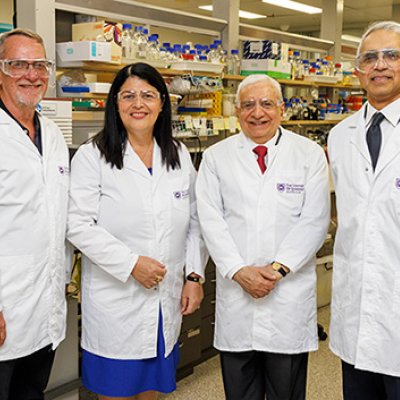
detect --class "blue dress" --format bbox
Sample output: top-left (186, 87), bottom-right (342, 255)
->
top-left (82, 311), bottom-right (180, 397)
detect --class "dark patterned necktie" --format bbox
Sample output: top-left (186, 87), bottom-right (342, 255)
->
top-left (366, 112), bottom-right (385, 171)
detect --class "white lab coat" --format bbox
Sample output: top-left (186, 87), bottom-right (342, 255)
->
top-left (0, 109), bottom-right (69, 361)
top-left (328, 102), bottom-right (400, 376)
top-left (67, 141), bottom-right (206, 359)
top-left (196, 130), bottom-right (330, 353)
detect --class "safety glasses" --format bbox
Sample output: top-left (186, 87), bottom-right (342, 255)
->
top-left (0, 59), bottom-right (55, 78)
top-left (355, 48), bottom-right (400, 73)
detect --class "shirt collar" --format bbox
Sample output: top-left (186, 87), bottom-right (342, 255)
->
top-left (243, 129), bottom-right (280, 150)
top-left (365, 98), bottom-right (400, 128)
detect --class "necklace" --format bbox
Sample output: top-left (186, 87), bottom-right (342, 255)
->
top-left (131, 139), bottom-right (154, 167)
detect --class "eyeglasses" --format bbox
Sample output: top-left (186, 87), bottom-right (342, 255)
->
top-left (238, 98), bottom-right (282, 112)
top-left (117, 90), bottom-right (161, 103)
top-left (355, 48), bottom-right (400, 73)
top-left (0, 59), bottom-right (55, 78)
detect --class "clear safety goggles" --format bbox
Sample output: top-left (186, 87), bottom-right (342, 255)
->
top-left (238, 98), bottom-right (282, 112)
top-left (117, 90), bottom-right (161, 104)
top-left (0, 58), bottom-right (55, 78)
top-left (355, 48), bottom-right (400, 73)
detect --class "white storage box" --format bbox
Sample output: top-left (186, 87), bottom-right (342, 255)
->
top-left (72, 21), bottom-right (122, 64)
top-left (87, 82), bottom-right (112, 94)
top-left (240, 59), bottom-right (291, 79)
top-left (170, 61), bottom-right (224, 74)
top-left (56, 41), bottom-right (112, 67)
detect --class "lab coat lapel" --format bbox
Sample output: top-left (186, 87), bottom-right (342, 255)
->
top-left (237, 132), bottom-right (263, 176)
top-left (123, 142), bottom-right (152, 179)
top-left (374, 123), bottom-right (400, 176)
top-left (349, 106), bottom-right (371, 164)
top-left (0, 109), bottom-right (41, 157)
top-left (152, 142), bottom-right (167, 189)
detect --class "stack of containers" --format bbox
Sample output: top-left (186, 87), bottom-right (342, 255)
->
top-left (240, 40), bottom-right (291, 79)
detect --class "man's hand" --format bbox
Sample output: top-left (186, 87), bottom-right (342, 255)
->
top-left (0, 312), bottom-right (6, 346)
top-left (233, 266), bottom-right (277, 299)
top-left (131, 256), bottom-right (166, 289)
top-left (181, 281), bottom-right (204, 316)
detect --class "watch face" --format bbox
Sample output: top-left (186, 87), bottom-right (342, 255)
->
top-left (272, 262), bottom-right (280, 271)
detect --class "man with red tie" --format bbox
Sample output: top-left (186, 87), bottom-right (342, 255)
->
top-left (196, 74), bottom-right (330, 400)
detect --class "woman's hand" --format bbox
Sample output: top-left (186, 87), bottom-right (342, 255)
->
top-left (0, 312), bottom-right (6, 346)
top-left (181, 281), bottom-right (204, 315)
top-left (131, 256), bottom-right (166, 289)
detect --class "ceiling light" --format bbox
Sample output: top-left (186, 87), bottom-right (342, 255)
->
top-left (341, 34), bottom-right (361, 43)
top-left (261, 0), bottom-right (322, 14)
top-left (199, 5), bottom-right (267, 19)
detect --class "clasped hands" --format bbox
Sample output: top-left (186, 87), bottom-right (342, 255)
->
top-left (233, 264), bottom-right (280, 299)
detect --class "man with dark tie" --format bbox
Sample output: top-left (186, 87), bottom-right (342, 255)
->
top-left (196, 74), bottom-right (330, 400)
top-left (328, 21), bottom-right (400, 400)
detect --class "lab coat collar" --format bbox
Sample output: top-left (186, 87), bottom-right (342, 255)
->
top-left (374, 100), bottom-right (400, 175)
top-left (364, 99), bottom-right (400, 128)
top-left (350, 102), bottom-right (400, 176)
top-left (349, 103), bottom-right (371, 164)
top-left (123, 138), bottom-right (167, 183)
top-left (0, 108), bottom-right (41, 157)
top-left (237, 129), bottom-right (282, 174)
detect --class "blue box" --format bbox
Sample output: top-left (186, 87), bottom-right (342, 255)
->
top-left (243, 40), bottom-right (281, 60)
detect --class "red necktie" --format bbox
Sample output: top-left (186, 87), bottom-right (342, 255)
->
top-left (253, 145), bottom-right (268, 173)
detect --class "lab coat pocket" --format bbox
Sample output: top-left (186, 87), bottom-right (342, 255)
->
top-left (274, 171), bottom-right (305, 215)
top-left (88, 268), bottom-right (134, 311)
top-left (390, 178), bottom-right (400, 216)
top-left (392, 273), bottom-right (400, 314)
top-left (216, 275), bottom-right (244, 304)
top-left (0, 255), bottom-right (35, 307)
top-left (168, 262), bottom-right (184, 299)
top-left (331, 257), bottom-right (352, 309)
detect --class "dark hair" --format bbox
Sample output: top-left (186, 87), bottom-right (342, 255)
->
top-left (93, 62), bottom-right (181, 170)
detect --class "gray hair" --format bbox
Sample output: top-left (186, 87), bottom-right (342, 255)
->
top-left (0, 28), bottom-right (45, 59)
top-left (357, 21), bottom-right (400, 57)
top-left (236, 74), bottom-right (283, 106)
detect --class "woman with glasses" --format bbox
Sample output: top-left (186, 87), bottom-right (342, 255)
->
top-left (67, 63), bottom-right (206, 400)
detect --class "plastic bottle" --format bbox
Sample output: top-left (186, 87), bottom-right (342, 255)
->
top-left (208, 44), bottom-right (220, 63)
top-left (321, 60), bottom-right (329, 76)
top-left (226, 49), bottom-right (240, 75)
top-left (325, 55), bottom-right (335, 76)
top-left (147, 35), bottom-right (160, 60)
top-left (293, 51), bottom-right (302, 79)
top-left (130, 26), bottom-right (143, 59)
top-left (302, 59), bottom-right (310, 77)
top-left (291, 98), bottom-right (302, 120)
top-left (334, 63), bottom-right (343, 83)
top-left (136, 27), bottom-right (148, 59)
top-left (214, 40), bottom-right (225, 63)
top-left (172, 44), bottom-right (183, 60)
top-left (121, 23), bottom-right (132, 60)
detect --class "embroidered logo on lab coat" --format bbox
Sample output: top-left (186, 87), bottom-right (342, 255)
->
top-left (58, 165), bottom-right (70, 175)
top-left (173, 189), bottom-right (189, 199)
top-left (276, 183), bottom-right (304, 194)
top-left (395, 178), bottom-right (400, 189)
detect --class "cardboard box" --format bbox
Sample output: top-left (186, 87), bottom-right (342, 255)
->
top-left (240, 59), bottom-right (291, 79)
top-left (56, 41), bottom-right (112, 67)
top-left (243, 40), bottom-right (281, 60)
top-left (72, 21), bottom-right (122, 64)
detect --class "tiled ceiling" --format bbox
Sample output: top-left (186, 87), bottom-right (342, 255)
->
top-left (136, 0), bottom-right (400, 37)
